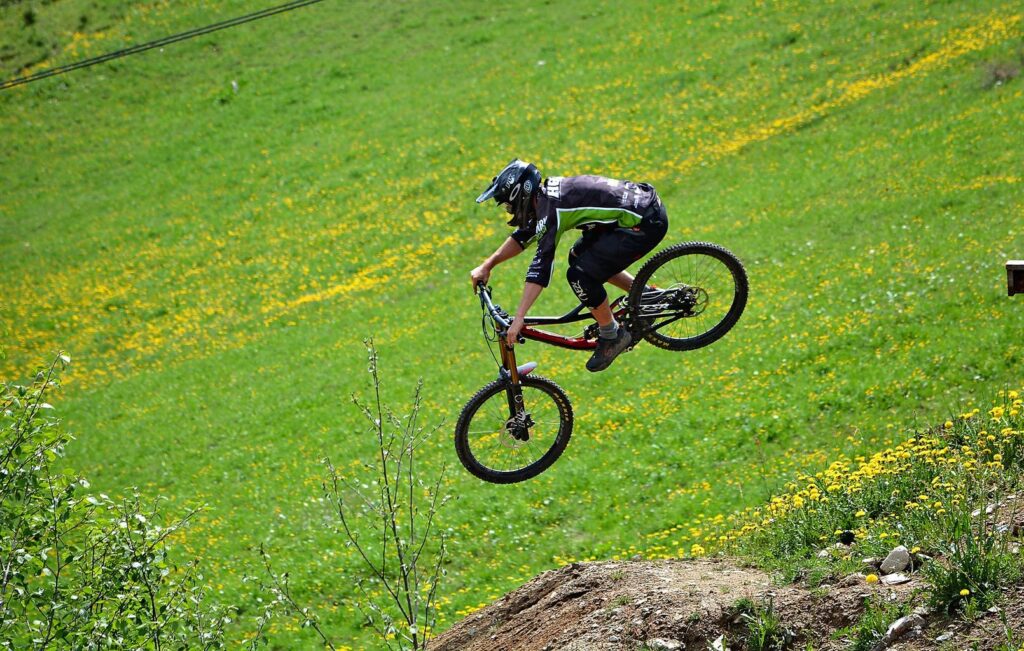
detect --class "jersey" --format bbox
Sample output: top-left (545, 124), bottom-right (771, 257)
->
top-left (510, 175), bottom-right (660, 287)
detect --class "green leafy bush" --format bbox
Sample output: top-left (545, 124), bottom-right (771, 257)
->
top-left (0, 355), bottom-right (231, 649)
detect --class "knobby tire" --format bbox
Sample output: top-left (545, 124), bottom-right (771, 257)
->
top-left (454, 375), bottom-right (574, 484)
top-left (627, 241), bottom-right (748, 351)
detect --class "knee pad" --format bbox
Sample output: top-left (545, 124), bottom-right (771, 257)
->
top-left (566, 265), bottom-right (606, 309)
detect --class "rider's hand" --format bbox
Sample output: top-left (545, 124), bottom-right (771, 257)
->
top-left (470, 264), bottom-right (491, 292)
top-left (506, 316), bottom-right (524, 346)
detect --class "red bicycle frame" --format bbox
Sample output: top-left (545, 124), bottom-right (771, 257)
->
top-left (479, 285), bottom-right (628, 352)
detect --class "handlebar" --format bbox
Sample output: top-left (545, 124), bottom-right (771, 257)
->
top-left (477, 282), bottom-right (510, 329)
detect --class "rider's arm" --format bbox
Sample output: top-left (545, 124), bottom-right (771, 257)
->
top-left (507, 282), bottom-right (544, 345)
top-left (485, 236), bottom-right (525, 268)
top-left (471, 237), bottom-right (524, 287)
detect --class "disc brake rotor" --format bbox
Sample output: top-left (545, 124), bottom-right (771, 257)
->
top-left (639, 285), bottom-right (708, 318)
top-left (501, 413), bottom-right (534, 446)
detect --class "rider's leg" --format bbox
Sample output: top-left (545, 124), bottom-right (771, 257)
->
top-left (589, 299), bottom-right (614, 326)
top-left (566, 263), bottom-right (607, 313)
top-left (607, 271), bottom-right (634, 292)
top-left (567, 259), bottom-right (632, 372)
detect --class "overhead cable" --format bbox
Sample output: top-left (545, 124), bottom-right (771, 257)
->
top-left (1, 0), bottom-right (325, 91)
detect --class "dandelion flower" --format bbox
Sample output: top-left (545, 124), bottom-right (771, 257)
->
top-left (866, 574), bottom-right (879, 584)
top-left (960, 589), bottom-right (970, 597)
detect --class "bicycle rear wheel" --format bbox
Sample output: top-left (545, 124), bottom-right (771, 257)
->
top-left (627, 241), bottom-right (748, 351)
top-left (454, 376), bottom-right (573, 484)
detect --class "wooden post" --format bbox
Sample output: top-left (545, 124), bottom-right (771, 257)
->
top-left (1008, 261), bottom-right (1024, 296)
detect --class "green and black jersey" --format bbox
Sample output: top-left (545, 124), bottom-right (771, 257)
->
top-left (510, 175), bottom-right (660, 287)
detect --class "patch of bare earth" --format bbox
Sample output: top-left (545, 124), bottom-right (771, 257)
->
top-left (430, 557), bottom-right (921, 651)
top-left (892, 600), bottom-right (1021, 651)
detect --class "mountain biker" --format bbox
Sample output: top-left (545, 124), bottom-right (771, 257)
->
top-left (470, 159), bottom-right (668, 372)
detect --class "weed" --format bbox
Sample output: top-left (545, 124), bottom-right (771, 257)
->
top-left (995, 608), bottom-right (1023, 651)
top-left (739, 597), bottom-right (793, 651)
top-left (981, 59), bottom-right (1021, 89)
top-left (729, 597), bottom-right (757, 620)
top-left (833, 596), bottom-right (910, 651)
top-left (609, 594), bottom-right (632, 609)
top-left (924, 503), bottom-right (1021, 615)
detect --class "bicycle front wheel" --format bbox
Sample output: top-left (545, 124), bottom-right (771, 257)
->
top-left (627, 241), bottom-right (748, 351)
top-left (454, 375), bottom-right (573, 484)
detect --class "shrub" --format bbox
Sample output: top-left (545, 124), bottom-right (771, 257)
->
top-left (247, 341), bottom-right (452, 651)
top-left (0, 355), bottom-right (231, 649)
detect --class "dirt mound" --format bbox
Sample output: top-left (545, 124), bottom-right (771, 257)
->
top-left (430, 557), bottom-right (920, 651)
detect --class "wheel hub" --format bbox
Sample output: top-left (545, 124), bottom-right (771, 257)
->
top-left (503, 412), bottom-right (534, 445)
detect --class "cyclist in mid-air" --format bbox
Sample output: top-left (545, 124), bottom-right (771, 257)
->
top-left (470, 159), bottom-right (668, 372)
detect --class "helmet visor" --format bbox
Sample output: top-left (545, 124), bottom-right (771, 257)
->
top-left (475, 176), bottom-right (500, 203)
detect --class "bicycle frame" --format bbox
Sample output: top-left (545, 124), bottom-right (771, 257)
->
top-left (478, 284), bottom-right (610, 353)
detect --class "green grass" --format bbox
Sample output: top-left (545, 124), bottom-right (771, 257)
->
top-left (833, 596), bottom-right (911, 651)
top-left (3, 0), bottom-right (1024, 648)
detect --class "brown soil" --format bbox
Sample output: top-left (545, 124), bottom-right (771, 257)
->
top-left (430, 557), bottom-right (923, 651)
top-left (891, 597), bottom-right (1024, 651)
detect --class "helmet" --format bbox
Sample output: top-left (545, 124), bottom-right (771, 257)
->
top-left (475, 159), bottom-right (542, 229)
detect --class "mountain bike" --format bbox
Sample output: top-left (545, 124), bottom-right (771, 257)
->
top-left (455, 241), bottom-right (749, 484)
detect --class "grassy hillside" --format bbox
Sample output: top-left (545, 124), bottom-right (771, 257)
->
top-left (2, 0), bottom-right (1023, 647)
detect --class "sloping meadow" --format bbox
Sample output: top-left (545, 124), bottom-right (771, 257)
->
top-left (2, 0), bottom-right (1023, 646)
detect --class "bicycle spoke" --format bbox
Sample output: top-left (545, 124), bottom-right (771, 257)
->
top-left (641, 250), bottom-right (740, 344)
top-left (462, 383), bottom-right (565, 475)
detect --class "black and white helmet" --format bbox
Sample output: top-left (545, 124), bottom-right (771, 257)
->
top-left (475, 159), bottom-right (542, 229)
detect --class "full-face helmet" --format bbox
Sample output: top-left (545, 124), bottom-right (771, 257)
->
top-left (475, 159), bottom-right (542, 229)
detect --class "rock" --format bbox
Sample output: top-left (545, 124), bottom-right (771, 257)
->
top-left (880, 573), bottom-right (911, 585)
top-left (880, 546), bottom-right (911, 574)
top-left (711, 634), bottom-right (727, 651)
top-left (647, 639), bottom-right (682, 650)
top-left (886, 614), bottom-right (924, 639)
top-left (935, 631), bottom-right (954, 642)
top-left (817, 548), bottom-right (832, 559)
top-left (970, 503), bottom-right (998, 517)
top-left (861, 557), bottom-right (881, 568)
top-left (839, 572), bottom-right (866, 587)
top-left (871, 614), bottom-right (924, 651)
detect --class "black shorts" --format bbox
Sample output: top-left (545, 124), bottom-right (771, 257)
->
top-left (567, 201), bottom-right (669, 281)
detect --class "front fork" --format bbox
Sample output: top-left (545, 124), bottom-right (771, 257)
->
top-left (500, 340), bottom-right (524, 413)
top-left (499, 341), bottom-right (531, 441)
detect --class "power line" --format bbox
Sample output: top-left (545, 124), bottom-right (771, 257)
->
top-left (1, 0), bottom-right (325, 91)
